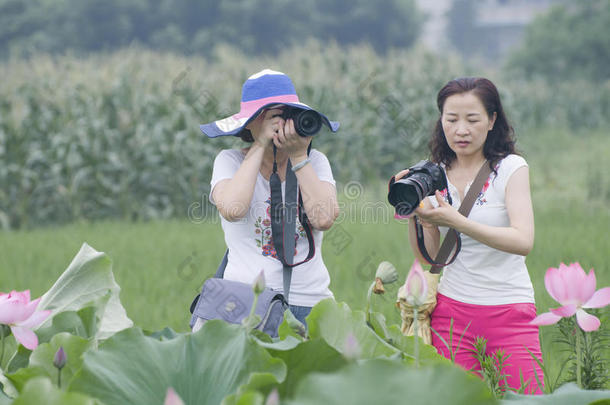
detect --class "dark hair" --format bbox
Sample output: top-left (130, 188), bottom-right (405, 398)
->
top-left (429, 77), bottom-right (517, 170)
top-left (239, 129), bottom-right (254, 142)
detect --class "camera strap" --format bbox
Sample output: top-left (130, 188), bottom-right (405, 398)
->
top-left (269, 145), bottom-right (315, 302)
top-left (416, 161), bottom-right (493, 273)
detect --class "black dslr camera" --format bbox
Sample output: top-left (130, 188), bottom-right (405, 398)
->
top-left (388, 160), bottom-right (449, 217)
top-left (281, 107), bottom-right (323, 137)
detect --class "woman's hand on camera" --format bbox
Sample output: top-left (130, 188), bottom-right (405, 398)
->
top-left (394, 169), bottom-right (409, 181)
top-left (248, 109), bottom-right (285, 149)
top-left (415, 190), bottom-right (463, 229)
top-left (274, 117), bottom-right (311, 159)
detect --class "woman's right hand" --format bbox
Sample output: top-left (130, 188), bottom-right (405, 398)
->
top-left (247, 108), bottom-right (285, 149)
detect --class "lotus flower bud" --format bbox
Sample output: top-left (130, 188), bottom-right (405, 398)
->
top-left (253, 270), bottom-right (266, 295)
top-left (375, 261), bottom-right (398, 284)
top-left (53, 346), bottom-right (67, 370)
top-left (373, 261), bottom-right (398, 294)
top-left (405, 259), bottom-right (428, 307)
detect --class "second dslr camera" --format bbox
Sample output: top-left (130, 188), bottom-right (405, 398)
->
top-left (387, 160), bottom-right (449, 217)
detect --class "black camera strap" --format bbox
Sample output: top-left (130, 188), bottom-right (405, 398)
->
top-left (416, 161), bottom-right (493, 273)
top-left (269, 145), bottom-right (315, 302)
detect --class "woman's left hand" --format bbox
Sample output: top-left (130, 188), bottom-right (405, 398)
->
top-left (273, 118), bottom-right (312, 158)
top-left (414, 190), bottom-right (464, 229)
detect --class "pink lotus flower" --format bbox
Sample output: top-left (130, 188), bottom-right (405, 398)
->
top-left (0, 290), bottom-right (51, 350)
top-left (404, 259), bottom-right (428, 307)
top-left (530, 262), bottom-right (610, 332)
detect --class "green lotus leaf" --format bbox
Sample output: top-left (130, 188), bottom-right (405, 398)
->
top-left (0, 364), bottom-right (18, 400)
top-left (286, 359), bottom-right (497, 405)
top-left (266, 338), bottom-right (348, 398)
top-left (0, 388), bottom-right (11, 405)
top-left (12, 377), bottom-right (101, 405)
top-left (8, 333), bottom-right (92, 392)
top-left (306, 299), bottom-right (400, 359)
top-left (501, 382), bottom-right (610, 404)
top-left (69, 320), bottom-right (286, 405)
top-left (36, 296), bottom-right (106, 343)
top-left (143, 327), bottom-right (182, 341)
top-left (367, 310), bottom-right (446, 365)
top-left (38, 243), bottom-right (133, 340)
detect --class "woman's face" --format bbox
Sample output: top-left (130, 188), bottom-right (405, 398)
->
top-left (441, 91), bottom-right (496, 160)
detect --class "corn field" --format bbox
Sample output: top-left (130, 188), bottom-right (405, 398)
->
top-left (1, 43), bottom-right (609, 229)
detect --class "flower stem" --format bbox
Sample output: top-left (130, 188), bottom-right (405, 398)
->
top-left (0, 326), bottom-right (5, 367)
top-left (248, 294), bottom-right (259, 323)
top-left (413, 307), bottom-right (419, 368)
top-left (576, 328), bottom-right (582, 388)
top-left (57, 368), bottom-right (62, 389)
top-left (365, 282), bottom-right (375, 324)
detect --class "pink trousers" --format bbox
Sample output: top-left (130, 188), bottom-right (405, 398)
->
top-left (430, 293), bottom-right (544, 394)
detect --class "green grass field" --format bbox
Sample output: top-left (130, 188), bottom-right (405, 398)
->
top-left (1, 128), bottom-right (609, 386)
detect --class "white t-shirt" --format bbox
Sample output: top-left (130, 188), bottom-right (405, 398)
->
top-left (210, 148), bottom-right (335, 306)
top-left (429, 154), bottom-right (535, 305)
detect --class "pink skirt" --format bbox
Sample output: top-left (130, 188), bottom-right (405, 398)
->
top-left (431, 293), bottom-right (544, 394)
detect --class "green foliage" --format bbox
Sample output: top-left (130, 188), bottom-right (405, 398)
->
top-left (68, 324), bottom-right (285, 405)
top-left (1, 236), bottom-right (610, 402)
top-left (446, 0), bottom-right (482, 58)
top-left (506, 0), bottom-right (610, 83)
top-left (470, 336), bottom-right (512, 398)
top-left (12, 377), bottom-right (101, 405)
top-left (8, 333), bottom-right (93, 392)
top-left (286, 359), bottom-right (497, 405)
top-left (501, 382), bottom-right (610, 405)
top-left (0, 0), bottom-right (422, 57)
top-left (554, 313), bottom-right (610, 390)
top-left (2, 47), bottom-right (608, 229)
top-left (37, 243), bottom-right (133, 340)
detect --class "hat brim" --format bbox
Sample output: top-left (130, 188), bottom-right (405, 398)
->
top-left (200, 102), bottom-right (340, 138)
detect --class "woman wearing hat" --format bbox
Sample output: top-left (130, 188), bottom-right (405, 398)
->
top-left (199, 69), bottom-right (340, 326)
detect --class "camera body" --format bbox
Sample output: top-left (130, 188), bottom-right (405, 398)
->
top-left (388, 160), bottom-right (449, 217)
top-left (281, 107), bottom-right (323, 137)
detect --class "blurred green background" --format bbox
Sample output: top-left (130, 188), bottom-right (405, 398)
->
top-left (0, 0), bottom-right (609, 388)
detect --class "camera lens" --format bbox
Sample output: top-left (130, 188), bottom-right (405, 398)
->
top-left (388, 160), bottom-right (448, 217)
top-left (388, 179), bottom-right (425, 216)
top-left (294, 110), bottom-right (322, 136)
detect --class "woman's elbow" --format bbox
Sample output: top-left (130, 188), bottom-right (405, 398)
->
top-left (217, 201), bottom-right (249, 222)
top-left (313, 205), bottom-right (339, 231)
top-left (514, 237), bottom-right (534, 256)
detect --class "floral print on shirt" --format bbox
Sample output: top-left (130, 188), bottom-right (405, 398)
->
top-left (474, 163), bottom-right (500, 206)
top-left (255, 197), bottom-right (305, 258)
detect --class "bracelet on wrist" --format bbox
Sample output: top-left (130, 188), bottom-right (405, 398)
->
top-left (291, 157), bottom-right (311, 172)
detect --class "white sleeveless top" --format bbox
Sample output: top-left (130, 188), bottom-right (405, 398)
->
top-left (429, 154), bottom-right (535, 305)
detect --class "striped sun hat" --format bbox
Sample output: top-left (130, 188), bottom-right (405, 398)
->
top-left (199, 69), bottom-right (340, 138)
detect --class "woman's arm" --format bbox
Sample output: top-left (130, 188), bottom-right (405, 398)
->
top-left (291, 154), bottom-right (339, 231)
top-left (415, 166), bottom-right (534, 256)
top-left (212, 110), bottom-right (281, 221)
top-left (211, 144), bottom-right (265, 221)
